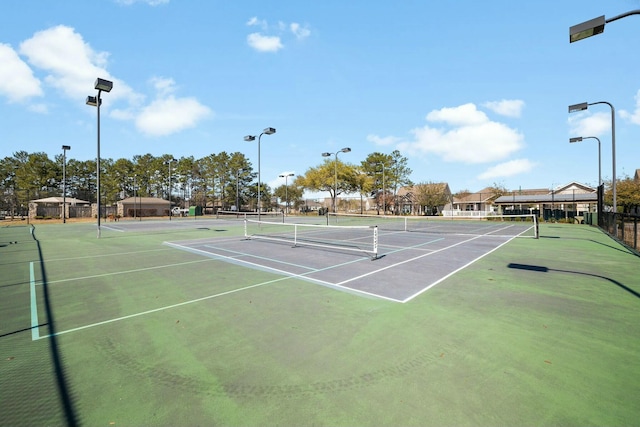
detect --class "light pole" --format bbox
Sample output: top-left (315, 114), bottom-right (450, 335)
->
top-left (61, 145), bottom-right (71, 223)
top-left (377, 162), bottom-right (386, 214)
top-left (569, 102), bottom-right (616, 214)
top-left (86, 77), bottom-right (113, 238)
top-left (236, 168), bottom-right (243, 215)
top-left (322, 147), bottom-right (351, 213)
top-left (570, 10), bottom-right (640, 42)
top-left (279, 173), bottom-right (295, 214)
top-left (569, 136), bottom-right (602, 186)
top-left (165, 158), bottom-right (175, 220)
top-left (244, 127), bottom-right (276, 221)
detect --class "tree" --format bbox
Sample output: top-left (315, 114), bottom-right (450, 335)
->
top-left (609, 176), bottom-right (640, 213)
top-left (274, 183), bottom-right (303, 213)
top-left (297, 159), bottom-right (357, 212)
top-left (413, 182), bottom-right (450, 215)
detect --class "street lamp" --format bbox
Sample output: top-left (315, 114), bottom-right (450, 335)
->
top-left (377, 162), bottom-right (386, 214)
top-left (568, 101), bottom-right (616, 215)
top-left (279, 173), bottom-right (295, 214)
top-left (322, 147), bottom-right (351, 213)
top-left (165, 158), bottom-right (175, 220)
top-left (86, 77), bottom-right (113, 238)
top-left (570, 10), bottom-right (640, 42)
top-left (244, 127), bottom-right (276, 221)
top-left (236, 168), bottom-right (243, 216)
top-left (61, 145), bottom-right (71, 223)
top-left (569, 136), bottom-right (602, 186)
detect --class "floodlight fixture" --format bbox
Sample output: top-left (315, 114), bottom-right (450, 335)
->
top-left (94, 78), bottom-right (113, 92)
top-left (570, 10), bottom-right (640, 43)
top-left (244, 135), bottom-right (256, 142)
top-left (568, 102), bottom-right (588, 113)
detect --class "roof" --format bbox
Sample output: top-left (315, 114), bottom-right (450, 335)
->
top-left (120, 197), bottom-right (170, 205)
top-left (31, 197), bottom-right (90, 204)
top-left (494, 193), bottom-right (597, 204)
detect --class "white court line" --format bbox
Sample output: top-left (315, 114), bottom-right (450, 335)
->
top-left (41, 258), bottom-right (215, 285)
top-left (203, 244), bottom-right (317, 271)
top-left (36, 277), bottom-right (292, 340)
top-left (401, 236), bottom-right (517, 302)
top-left (101, 225), bottom-right (125, 232)
top-left (35, 248), bottom-right (171, 263)
top-left (165, 241), bottom-right (399, 302)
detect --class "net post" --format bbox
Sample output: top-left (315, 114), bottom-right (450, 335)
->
top-left (534, 215), bottom-right (539, 239)
top-left (372, 225), bottom-right (379, 260)
top-left (293, 223), bottom-right (298, 247)
top-left (244, 219), bottom-right (248, 239)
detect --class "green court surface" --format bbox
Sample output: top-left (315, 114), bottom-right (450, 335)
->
top-left (1, 218), bottom-right (639, 426)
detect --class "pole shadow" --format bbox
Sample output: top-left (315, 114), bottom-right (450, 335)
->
top-left (508, 263), bottom-right (640, 300)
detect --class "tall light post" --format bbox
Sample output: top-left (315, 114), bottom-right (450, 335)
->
top-left (236, 168), bottom-right (243, 215)
top-left (279, 173), bottom-right (295, 214)
top-left (61, 145), bottom-right (71, 223)
top-left (569, 102), bottom-right (616, 215)
top-left (165, 158), bottom-right (175, 220)
top-left (86, 77), bottom-right (113, 238)
top-left (322, 147), bottom-right (351, 213)
top-left (570, 10), bottom-right (640, 42)
top-left (244, 127), bottom-right (276, 221)
top-left (569, 136), bottom-right (602, 186)
top-left (377, 162), bottom-right (386, 214)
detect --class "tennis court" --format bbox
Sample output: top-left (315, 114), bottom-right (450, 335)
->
top-left (1, 218), bottom-right (639, 426)
top-left (165, 214), bottom-right (537, 302)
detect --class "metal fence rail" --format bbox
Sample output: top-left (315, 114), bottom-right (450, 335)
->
top-left (600, 212), bottom-right (639, 253)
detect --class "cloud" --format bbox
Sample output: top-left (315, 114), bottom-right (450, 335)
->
top-left (135, 77), bottom-right (212, 136)
top-left (18, 25), bottom-right (139, 107)
top-left (247, 33), bottom-right (283, 52)
top-left (478, 159), bottom-right (536, 180)
top-left (246, 17), bottom-right (310, 52)
top-left (396, 103), bottom-right (524, 164)
top-left (483, 99), bottom-right (525, 118)
top-left (620, 89), bottom-right (640, 125)
top-left (0, 43), bottom-right (43, 103)
top-left (567, 111), bottom-right (611, 136)
top-left (290, 23), bottom-right (311, 40)
top-left (366, 134), bottom-right (402, 146)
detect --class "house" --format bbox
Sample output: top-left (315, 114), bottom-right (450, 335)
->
top-left (29, 196), bottom-right (91, 219)
top-left (117, 197), bottom-right (170, 217)
top-left (493, 182), bottom-right (598, 220)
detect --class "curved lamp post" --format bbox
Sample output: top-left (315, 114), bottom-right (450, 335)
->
top-left (244, 127), bottom-right (276, 221)
top-left (570, 10), bottom-right (640, 42)
top-left (569, 102), bottom-right (616, 214)
top-left (61, 145), bottom-right (71, 223)
top-left (279, 173), bottom-right (295, 214)
top-left (322, 147), bottom-right (351, 213)
top-left (569, 136), bottom-right (602, 186)
top-left (86, 78), bottom-right (113, 238)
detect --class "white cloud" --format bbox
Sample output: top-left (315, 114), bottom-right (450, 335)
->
top-left (397, 103), bottom-right (524, 164)
top-left (290, 23), bottom-right (311, 40)
top-left (247, 33), bottom-right (283, 52)
top-left (483, 99), bottom-right (525, 118)
top-left (366, 134), bottom-right (401, 146)
top-left (136, 96), bottom-right (212, 137)
top-left (0, 43), bottom-right (43, 103)
top-left (478, 159), bottom-right (536, 180)
top-left (620, 89), bottom-right (640, 125)
top-left (567, 111), bottom-right (611, 136)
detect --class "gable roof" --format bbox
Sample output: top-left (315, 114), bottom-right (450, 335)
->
top-left (31, 197), bottom-right (90, 204)
top-left (119, 197), bottom-right (170, 205)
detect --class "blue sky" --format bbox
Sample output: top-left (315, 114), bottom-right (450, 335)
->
top-left (1, 0), bottom-right (640, 197)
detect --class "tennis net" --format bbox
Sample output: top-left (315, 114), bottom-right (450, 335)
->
top-left (217, 210), bottom-right (284, 222)
top-left (244, 219), bottom-right (379, 258)
top-left (327, 213), bottom-right (538, 238)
